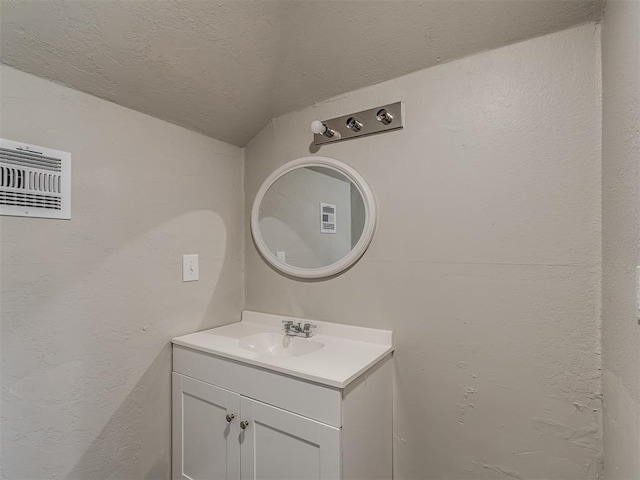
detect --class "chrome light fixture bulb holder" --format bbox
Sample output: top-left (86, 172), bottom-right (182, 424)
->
top-left (376, 109), bottom-right (393, 125)
top-left (310, 120), bottom-right (336, 138)
top-left (346, 117), bottom-right (363, 132)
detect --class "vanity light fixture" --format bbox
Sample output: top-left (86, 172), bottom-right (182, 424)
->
top-left (310, 101), bottom-right (404, 146)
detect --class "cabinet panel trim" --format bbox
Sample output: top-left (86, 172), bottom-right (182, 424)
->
top-left (240, 397), bottom-right (341, 480)
top-left (172, 373), bottom-right (241, 480)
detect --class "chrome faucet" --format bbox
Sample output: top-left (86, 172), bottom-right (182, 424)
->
top-left (282, 320), bottom-right (317, 338)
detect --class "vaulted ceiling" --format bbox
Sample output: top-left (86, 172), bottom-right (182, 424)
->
top-left (1, 0), bottom-right (602, 146)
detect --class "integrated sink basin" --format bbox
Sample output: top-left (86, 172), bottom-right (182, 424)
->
top-left (171, 310), bottom-right (393, 388)
top-left (239, 332), bottom-right (324, 357)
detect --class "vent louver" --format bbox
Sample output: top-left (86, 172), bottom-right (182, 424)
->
top-left (0, 139), bottom-right (71, 219)
top-left (320, 202), bottom-right (336, 234)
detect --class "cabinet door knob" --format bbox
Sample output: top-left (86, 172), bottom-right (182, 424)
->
top-left (226, 414), bottom-right (235, 422)
top-left (240, 420), bottom-right (249, 430)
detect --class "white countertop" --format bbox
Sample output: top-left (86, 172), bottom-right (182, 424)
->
top-left (172, 310), bottom-right (394, 388)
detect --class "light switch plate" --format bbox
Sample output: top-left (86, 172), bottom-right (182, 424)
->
top-left (183, 254), bottom-right (199, 282)
top-left (636, 266), bottom-right (640, 323)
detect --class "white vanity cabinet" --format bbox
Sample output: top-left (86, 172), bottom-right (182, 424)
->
top-left (173, 370), bottom-right (343, 480)
top-left (172, 311), bottom-right (394, 480)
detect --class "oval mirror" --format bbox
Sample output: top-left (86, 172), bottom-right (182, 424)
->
top-left (251, 156), bottom-right (377, 279)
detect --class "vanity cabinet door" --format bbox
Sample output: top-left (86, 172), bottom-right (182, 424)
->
top-left (240, 397), bottom-right (341, 480)
top-left (172, 373), bottom-right (241, 480)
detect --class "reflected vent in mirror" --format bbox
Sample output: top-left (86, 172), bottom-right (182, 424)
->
top-left (0, 139), bottom-right (71, 219)
top-left (320, 202), bottom-right (336, 234)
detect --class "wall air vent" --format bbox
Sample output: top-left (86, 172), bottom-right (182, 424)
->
top-left (0, 138), bottom-right (71, 219)
top-left (320, 202), bottom-right (337, 234)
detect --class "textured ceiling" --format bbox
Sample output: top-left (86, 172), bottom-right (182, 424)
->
top-left (0, 0), bottom-right (602, 146)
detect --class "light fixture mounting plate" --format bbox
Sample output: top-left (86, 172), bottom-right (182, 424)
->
top-left (312, 101), bottom-right (404, 146)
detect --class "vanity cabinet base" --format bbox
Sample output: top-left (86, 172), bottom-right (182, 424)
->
top-left (172, 346), bottom-right (392, 480)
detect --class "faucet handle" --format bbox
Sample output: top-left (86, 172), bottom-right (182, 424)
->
top-left (282, 320), bottom-right (294, 333)
top-left (302, 323), bottom-right (317, 337)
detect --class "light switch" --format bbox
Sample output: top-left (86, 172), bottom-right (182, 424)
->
top-left (183, 254), bottom-right (199, 282)
top-left (636, 266), bottom-right (640, 323)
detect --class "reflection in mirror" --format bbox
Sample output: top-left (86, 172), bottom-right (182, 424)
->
top-left (258, 166), bottom-right (366, 269)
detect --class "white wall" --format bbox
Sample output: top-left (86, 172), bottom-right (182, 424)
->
top-left (244, 25), bottom-right (602, 479)
top-left (0, 65), bottom-right (244, 479)
top-left (601, 1), bottom-right (640, 478)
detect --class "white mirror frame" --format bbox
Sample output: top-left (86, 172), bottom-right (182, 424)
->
top-left (251, 156), bottom-right (377, 279)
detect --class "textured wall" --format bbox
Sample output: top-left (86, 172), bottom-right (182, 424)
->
top-left (244, 25), bottom-right (602, 479)
top-left (0, 65), bottom-right (244, 479)
top-left (601, 0), bottom-right (640, 478)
